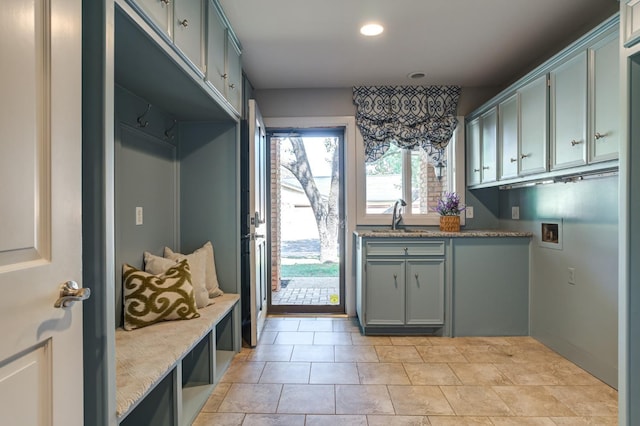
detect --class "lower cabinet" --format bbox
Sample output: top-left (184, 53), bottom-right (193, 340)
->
top-left (357, 238), bottom-right (446, 334)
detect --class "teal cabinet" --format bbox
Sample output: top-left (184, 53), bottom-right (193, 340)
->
top-left (466, 117), bottom-right (482, 186)
top-left (365, 259), bottom-right (405, 326)
top-left (356, 238), bottom-right (446, 334)
top-left (135, 0), bottom-right (172, 36)
top-left (550, 51), bottom-right (588, 170)
top-left (406, 259), bottom-right (445, 325)
top-left (480, 107), bottom-right (497, 183)
top-left (518, 75), bottom-right (549, 175)
top-left (589, 31), bottom-right (620, 163)
top-left (226, 36), bottom-right (242, 113)
top-left (174, 0), bottom-right (205, 72)
top-left (206, 0), bottom-right (227, 95)
top-left (498, 94), bottom-right (518, 180)
top-left (452, 238), bottom-right (529, 336)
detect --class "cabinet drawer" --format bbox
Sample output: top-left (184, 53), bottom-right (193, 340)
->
top-left (366, 240), bottom-right (445, 257)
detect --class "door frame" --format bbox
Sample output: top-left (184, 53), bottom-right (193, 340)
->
top-left (265, 125), bottom-right (349, 314)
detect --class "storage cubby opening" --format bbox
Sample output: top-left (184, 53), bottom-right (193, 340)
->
top-left (120, 372), bottom-right (175, 426)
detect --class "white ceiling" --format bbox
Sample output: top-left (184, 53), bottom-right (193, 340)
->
top-left (218, 0), bottom-right (618, 90)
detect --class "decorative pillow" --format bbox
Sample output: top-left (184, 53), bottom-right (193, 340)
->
top-left (165, 241), bottom-right (224, 298)
top-left (144, 251), bottom-right (210, 309)
top-left (122, 259), bottom-right (200, 331)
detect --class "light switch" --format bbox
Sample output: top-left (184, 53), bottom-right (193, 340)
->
top-left (136, 207), bottom-right (143, 225)
top-left (512, 206), bottom-right (520, 220)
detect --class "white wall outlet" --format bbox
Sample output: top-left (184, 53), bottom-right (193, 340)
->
top-left (466, 206), bottom-right (474, 219)
top-left (568, 267), bottom-right (576, 285)
top-left (512, 206), bottom-right (520, 220)
top-left (136, 207), bottom-right (143, 225)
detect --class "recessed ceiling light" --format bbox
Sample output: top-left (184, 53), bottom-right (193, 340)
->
top-left (360, 23), bottom-right (384, 36)
top-left (408, 71), bottom-right (426, 79)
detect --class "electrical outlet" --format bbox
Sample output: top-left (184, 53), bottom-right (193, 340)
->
top-left (512, 206), bottom-right (520, 220)
top-left (568, 267), bottom-right (576, 285)
top-left (136, 207), bottom-right (143, 225)
top-left (466, 206), bottom-right (474, 219)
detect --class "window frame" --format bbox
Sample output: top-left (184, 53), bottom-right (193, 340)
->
top-left (355, 116), bottom-right (466, 226)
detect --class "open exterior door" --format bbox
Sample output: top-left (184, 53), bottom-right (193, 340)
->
top-left (247, 99), bottom-right (268, 346)
top-left (0, 0), bottom-right (85, 424)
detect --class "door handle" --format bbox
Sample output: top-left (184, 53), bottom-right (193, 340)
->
top-left (54, 280), bottom-right (90, 309)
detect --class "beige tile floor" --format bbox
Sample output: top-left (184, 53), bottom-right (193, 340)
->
top-left (194, 317), bottom-right (618, 426)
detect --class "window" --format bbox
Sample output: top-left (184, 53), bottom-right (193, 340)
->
top-left (357, 118), bottom-right (465, 226)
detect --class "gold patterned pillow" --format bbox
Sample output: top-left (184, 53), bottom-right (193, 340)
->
top-left (122, 259), bottom-right (200, 331)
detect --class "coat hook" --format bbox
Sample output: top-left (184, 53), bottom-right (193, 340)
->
top-left (137, 104), bottom-right (151, 127)
top-left (164, 119), bottom-right (177, 140)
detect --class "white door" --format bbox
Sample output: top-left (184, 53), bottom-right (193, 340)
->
top-left (0, 0), bottom-right (85, 425)
top-left (248, 99), bottom-right (268, 346)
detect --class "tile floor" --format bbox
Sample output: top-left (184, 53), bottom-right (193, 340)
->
top-left (194, 316), bottom-right (618, 426)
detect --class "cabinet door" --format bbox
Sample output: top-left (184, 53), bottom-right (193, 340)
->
top-left (467, 118), bottom-right (482, 186)
top-left (365, 259), bottom-right (405, 326)
top-left (499, 94), bottom-right (519, 179)
top-left (206, 0), bottom-right (227, 96)
top-left (406, 259), bottom-right (445, 326)
top-left (135, 0), bottom-right (172, 36)
top-left (480, 107), bottom-right (497, 183)
top-left (623, 0), bottom-right (640, 48)
top-left (590, 32), bottom-right (620, 163)
top-left (551, 51), bottom-right (587, 169)
top-left (226, 34), bottom-right (243, 114)
top-left (519, 75), bottom-right (548, 175)
top-left (174, 0), bottom-right (204, 72)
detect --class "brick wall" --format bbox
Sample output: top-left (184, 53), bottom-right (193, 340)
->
top-left (419, 150), bottom-right (447, 214)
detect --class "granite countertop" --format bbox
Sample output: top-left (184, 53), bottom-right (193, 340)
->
top-left (354, 229), bottom-right (533, 238)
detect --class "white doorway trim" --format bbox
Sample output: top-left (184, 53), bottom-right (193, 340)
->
top-left (264, 116), bottom-right (357, 316)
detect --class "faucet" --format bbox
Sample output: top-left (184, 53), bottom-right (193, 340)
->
top-left (391, 199), bottom-right (406, 230)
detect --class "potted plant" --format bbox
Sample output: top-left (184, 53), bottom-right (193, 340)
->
top-left (435, 191), bottom-right (465, 232)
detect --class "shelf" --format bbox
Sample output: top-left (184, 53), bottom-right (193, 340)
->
top-left (215, 350), bottom-right (235, 382)
top-left (181, 384), bottom-right (215, 426)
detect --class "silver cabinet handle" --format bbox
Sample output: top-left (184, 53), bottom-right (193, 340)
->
top-left (179, 19), bottom-right (189, 28)
top-left (161, 0), bottom-right (170, 4)
top-left (473, 168), bottom-right (480, 172)
top-left (221, 73), bottom-right (228, 79)
top-left (229, 83), bottom-right (236, 89)
top-left (404, 247), bottom-right (408, 255)
top-left (54, 280), bottom-right (90, 309)
top-left (595, 132), bottom-right (605, 140)
top-left (570, 139), bottom-right (583, 146)
top-left (414, 274), bottom-right (420, 287)
top-left (510, 157), bottom-right (517, 163)
top-left (483, 166), bottom-right (490, 170)
top-left (520, 153), bottom-right (530, 159)
top-left (393, 274), bottom-right (398, 287)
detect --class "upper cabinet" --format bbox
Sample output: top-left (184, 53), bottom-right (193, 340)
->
top-left (480, 108), bottom-right (498, 183)
top-left (498, 94), bottom-right (518, 180)
top-left (550, 51), bottom-right (588, 170)
top-left (623, 0), bottom-right (640, 47)
top-left (124, 0), bottom-right (242, 117)
top-left (174, 0), bottom-right (205, 72)
top-left (466, 117), bottom-right (482, 186)
top-left (590, 32), bottom-right (620, 163)
top-left (135, 0), bottom-right (173, 36)
top-left (206, 0), bottom-right (242, 114)
top-left (518, 75), bottom-right (549, 175)
top-left (466, 15), bottom-right (619, 188)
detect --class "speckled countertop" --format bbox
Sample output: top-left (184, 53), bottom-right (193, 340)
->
top-left (354, 229), bottom-right (533, 238)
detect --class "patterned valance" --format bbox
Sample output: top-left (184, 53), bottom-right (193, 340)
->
top-left (353, 86), bottom-right (461, 162)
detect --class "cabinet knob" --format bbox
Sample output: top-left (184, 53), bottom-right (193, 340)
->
top-left (221, 73), bottom-right (228, 79)
top-left (594, 132), bottom-right (605, 140)
top-left (520, 154), bottom-right (530, 159)
top-left (179, 19), bottom-right (189, 28)
top-left (510, 157), bottom-right (517, 163)
top-left (161, 0), bottom-right (170, 4)
top-left (229, 83), bottom-right (236, 89)
top-left (483, 166), bottom-right (490, 170)
top-left (473, 168), bottom-right (480, 172)
top-left (570, 139), bottom-right (583, 146)
top-left (404, 247), bottom-right (408, 254)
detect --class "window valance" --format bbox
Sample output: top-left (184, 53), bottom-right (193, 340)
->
top-left (353, 85), bottom-right (461, 162)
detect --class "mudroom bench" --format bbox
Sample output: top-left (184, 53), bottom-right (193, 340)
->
top-left (115, 293), bottom-right (240, 426)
